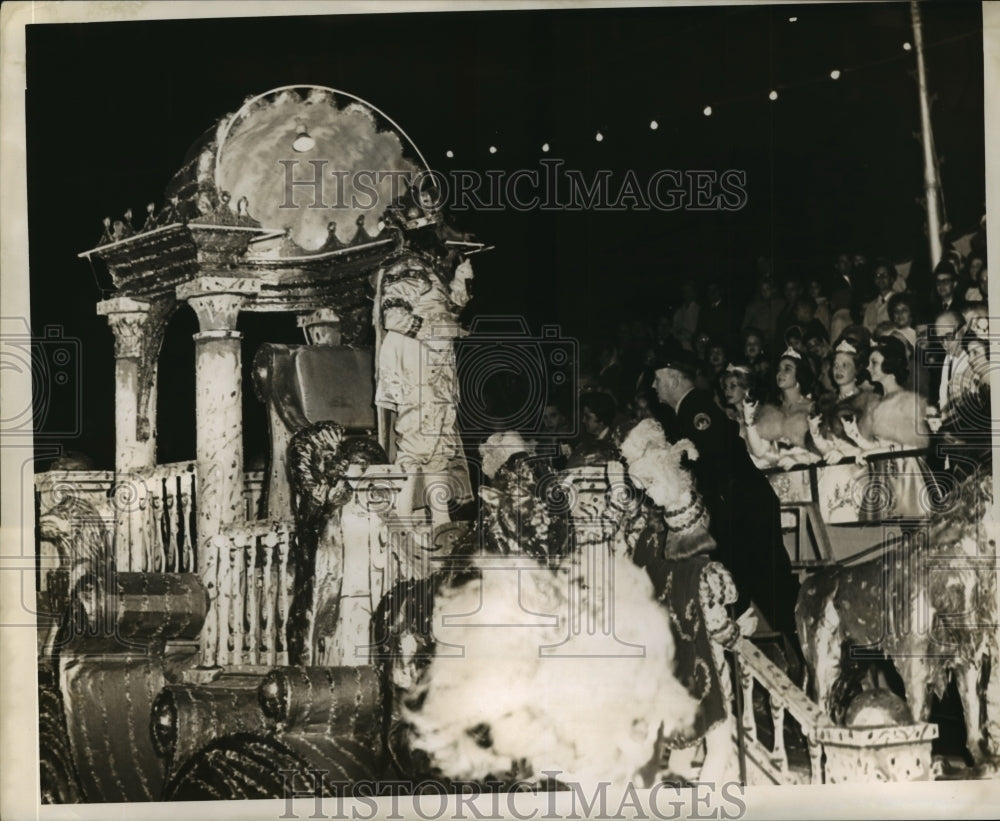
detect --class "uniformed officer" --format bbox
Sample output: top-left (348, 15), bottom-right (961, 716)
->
top-left (651, 349), bottom-right (800, 644)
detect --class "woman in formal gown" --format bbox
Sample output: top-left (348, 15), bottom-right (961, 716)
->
top-left (743, 349), bottom-right (821, 470)
top-left (807, 338), bottom-right (880, 522)
top-left (840, 336), bottom-right (941, 520)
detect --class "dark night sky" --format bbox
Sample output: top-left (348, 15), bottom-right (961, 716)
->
top-left (24, 2), bottom-right (986, 468)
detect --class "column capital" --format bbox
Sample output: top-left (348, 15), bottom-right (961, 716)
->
top-left (97, 295), bottom-right (154, 316)
top-left (97, 297), bottom-right (153, 358)
top-left (177, 276), bottom-right (259, 332)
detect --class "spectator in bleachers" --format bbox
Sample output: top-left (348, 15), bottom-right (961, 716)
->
top-left (808, 337), bottom-right (880, 522)
top-left (928, 264), bottom-right (966, 317)
top-left (829, 251), bottom-right (858, 315)
top-left (692, 330), bottom-right (712, 364)
top-left (886, 292), bottom-right (918, 352)
top-left (699, 279), bottom-right (731, 343)
top-left (568, 391), bottom-right (620, 468)
top-left (932, 309), bottom-right (970, 426)
top-left (743, 349), bottom-right (820, 470)
top-left (841, 336), bottom-right (940, 520)
top-left (861, 260), bottom-right (895, 334)
top-left (775, 278), bottom-right (804, 349)
top-left (740, 327), bottom-right (771, 385)
top-left (803, 324), bottom-right (836, 396)
top-left (783, 324), bottom-right (807, 358)
top-left (807, 277), bottom-right (831, 332)
top-left (719, 364), bottom-right (768, 467)
top-left (597, 341), bottom-right (627, 399)
top-left (742, 277), bottom-right (784, 350)
top-left (672, 282), bottom-right (701, 351)
top-left (705, 339), bottom-right (729, 383)
top-left (963, 253), bottom-right (986, 303)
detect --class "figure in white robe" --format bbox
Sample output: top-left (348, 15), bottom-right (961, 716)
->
top-left (374, 251), bottom-right (473, 524)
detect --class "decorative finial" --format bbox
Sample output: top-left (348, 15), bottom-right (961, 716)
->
top-left (99, 216), bottom-right (114, 245)
top-left (350, 215), bottom-right (372, 246)
top-left (320, 220), bottom-right (344, 251)
top-left (142, 202), bottom-right (157, 231)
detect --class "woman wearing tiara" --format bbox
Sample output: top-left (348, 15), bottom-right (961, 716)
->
top-left (742, 348), bottom-right (822, 470)
top-left (718, 363), bottom-right (770, 468)
top-left (807, 337), bottom-right (881, 522)
top-left (839, 335), bottom-right (941, 520)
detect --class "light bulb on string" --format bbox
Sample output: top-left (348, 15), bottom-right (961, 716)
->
top-left (446, 150), bottom-right (454, 158)
top-left (649, 120), bottom-right (658, 130)
top-left (788, 16), bottom-right (798, 22)
top-left (541, 143), bottom-right (550, 153)
top-left (769, 90), bottom-right (779, 101)
top-left (292, 118), bottom-right (316, 153)
top-left (489, 145), bottom-right (497, 154)
top-left (595, 131), bottom-right (604, 142)
top-left (903, 42), bottom-right (912, 51)
top-left (703, 106), bottom-right (713, 117)
top-left (830, 70), bottom-right (841, 80)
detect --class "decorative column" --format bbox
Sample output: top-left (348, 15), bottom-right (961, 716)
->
top-left (97, 296), bottom-right (161, 471)
top-left (98, 295), bottom-right (174, 571)
top-left (177, 278), bottom-right (258, 559)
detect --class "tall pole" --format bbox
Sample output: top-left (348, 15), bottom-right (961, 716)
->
top-left (911, 0), bottom-right (943, 269)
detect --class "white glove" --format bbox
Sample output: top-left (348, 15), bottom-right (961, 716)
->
top-left (741, 398), bottom-right (758, 426)
top-left (777, 455), bottom-right (798, 471)
top-left (824, 448), bottom-right (844, 465)
top-left (736, 607), bottom-right (758, 638)
top-left (841, 417), bottom-right (863, 445)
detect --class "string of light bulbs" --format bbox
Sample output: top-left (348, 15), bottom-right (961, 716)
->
top-left (438, 27), bottom-right (977, 158)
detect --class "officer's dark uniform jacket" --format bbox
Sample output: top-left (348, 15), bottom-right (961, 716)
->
top-left (673, 388), bottom-right (799, 637)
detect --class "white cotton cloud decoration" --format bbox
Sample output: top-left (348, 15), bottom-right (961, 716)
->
top-left (403, 551), bottom-right (698, 787)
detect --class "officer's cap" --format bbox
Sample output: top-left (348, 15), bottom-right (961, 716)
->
top-left (651, 347), bottom-right (699, 381)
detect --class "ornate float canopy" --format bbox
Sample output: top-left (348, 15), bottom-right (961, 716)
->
top-left (79, 86), bottom-right (443, 316)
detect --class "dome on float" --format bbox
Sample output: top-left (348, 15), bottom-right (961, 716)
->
top-left (164, 86), bottom-right (430, 254)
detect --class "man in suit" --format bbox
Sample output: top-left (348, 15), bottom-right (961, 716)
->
top-left (928, 265), bottom-right (966, 318)
top-left (861, 261), bottom-right (896, 334)
top-left (650, 350), bottom-right (801, 651)
top-left (828, 252), bottom-right (856, 315)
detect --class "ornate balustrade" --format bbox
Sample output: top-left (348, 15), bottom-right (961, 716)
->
top-left (201, 466), bottom-right (419, 670)
top-left (243, 470), bottom-right (265, 521)
top-left (110, 461), bottom-right (199, 573)
top-left (200, 520), bottom-right (294, 668)
top-left (35, 465), bottom-right (270, 579)
top-left (730, 637), bottom-right (940, 784)
top-left (730, 637), bottom-right (828, 784)
top-left (762, 447), bottom-right (935, 509)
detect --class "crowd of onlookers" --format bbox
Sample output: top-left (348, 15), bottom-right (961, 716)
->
top-left (542, 231), bottom-right (990, 495)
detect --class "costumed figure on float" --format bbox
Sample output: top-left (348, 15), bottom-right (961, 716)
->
top-left (373, 240), bottom-right (474, 527)
top-left (618, 418), bottom-right (754, 784)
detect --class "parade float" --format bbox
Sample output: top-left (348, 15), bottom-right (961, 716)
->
top-left (33, 86), bottom-right (998, 804)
